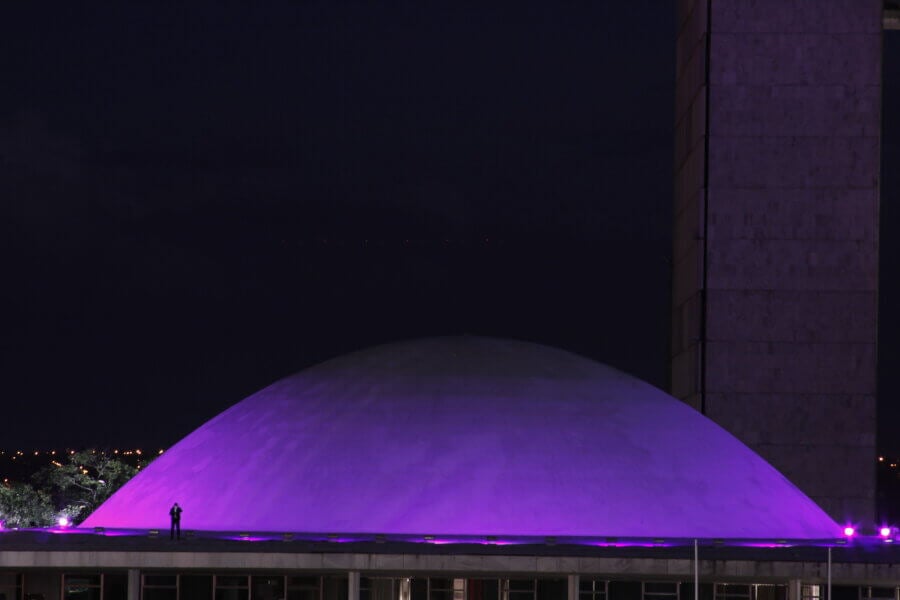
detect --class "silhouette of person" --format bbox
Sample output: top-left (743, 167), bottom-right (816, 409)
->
top-left (169, 502), bottom-right (182, 540)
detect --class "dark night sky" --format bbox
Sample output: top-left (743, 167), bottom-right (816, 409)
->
top-left (1, 4), bottom-right (898, 454)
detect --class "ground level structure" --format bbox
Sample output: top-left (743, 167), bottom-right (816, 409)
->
top-left (1, 531), bottom-right (900, 600)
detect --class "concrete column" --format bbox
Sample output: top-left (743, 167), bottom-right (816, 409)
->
top-left (788, 580), bottom-right (802, 600)
top-left (349, 571), bottom-right (361, 600)
top-left (567, 575), bottom-right (580, 600)
top-left (127, 569), bottom-right (140, 600)
top-left (672, 0), bottom-right (881, 524)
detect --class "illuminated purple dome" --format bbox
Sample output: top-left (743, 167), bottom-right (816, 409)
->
top-left (83, 337), bottom-right (839, 538)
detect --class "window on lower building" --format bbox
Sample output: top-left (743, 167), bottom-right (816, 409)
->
top-left (63, 574), bottom-right (102, 600)
top-left (142, 573), bottom-right (177, 600)
top-left (252, 575), bottom-right (285, 600)
top-left (643, 582), bottom-right (679, 600)
top-left (801, 585), bottom-right (820, 600)
top-left (215, 574), bottom-right (249, 600)
top-left (609, 581), bottom-right (642, 600)
top-left (862, 588), bottom-right (899, 600)
top-left (753, 585), bottom-right (786, 600)
top-left (412, 578), bottom-right (428, 600)
top-left (182, 575), bottom-right (214, 599)
top-left (0, 573), bottom-right (22, 600)
top-left (324, 575), bottom-right (350, 600)
top-left (580, 579), bottom-right (609, 600)
top-left (468, 579), bottom-right (500, 600)
top-left (715, 584), bottom-right (751, 600)
top-left (505, 579), bottom-right (536, 600)
top-left (537, 579), bottom-right (567, 600)
top-left (103, 573), bottom-right (128, 600)
top-left (431, 578), bottom-right (466, 600)
top-left (362, 577), bottom-right (402, 600)
top-left (289, 576), bottom-right (322, 600)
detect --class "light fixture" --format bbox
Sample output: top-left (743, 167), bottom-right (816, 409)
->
top-left (843, 526), bottom-right (855, 537)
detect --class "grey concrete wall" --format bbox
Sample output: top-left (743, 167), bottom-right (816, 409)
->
top-left (4, 550), bottom-right (900, 587)
top-left (672, 0), bottom-right (881, 523)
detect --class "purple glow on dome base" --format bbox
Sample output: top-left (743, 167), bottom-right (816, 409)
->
top-left (83, 337), bottom-right (841, 539)
top-left (30, 527), bottom-right (896, 550)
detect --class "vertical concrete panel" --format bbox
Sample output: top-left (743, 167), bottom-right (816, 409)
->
top-left (349, 570), bottom-right (361, 600)
top-left (568, 575), bottom-right (580, 600)
top-left (672, 0), bottom-right (880, 523)
top-left (128, 569), bottom-right (140, 600)
top-left (672, 0), bottom-right (710, 417)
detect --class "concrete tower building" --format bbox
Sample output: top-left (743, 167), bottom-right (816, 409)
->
top-left (671, 0), bottom-right (882, 523)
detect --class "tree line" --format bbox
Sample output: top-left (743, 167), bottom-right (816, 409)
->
top-left (0, 450), bottom-right (140, 528)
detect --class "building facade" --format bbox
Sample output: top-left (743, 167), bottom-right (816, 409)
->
top-left (2, 534), bottom-right (900, 600)
top-left (671, 0), bottom-right (882, 523)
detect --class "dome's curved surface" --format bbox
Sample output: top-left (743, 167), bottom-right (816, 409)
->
top-left (83, 337), bottom-right (839, 538)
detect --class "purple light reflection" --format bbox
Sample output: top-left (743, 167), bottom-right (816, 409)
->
top-left (96, 529), bottom-right (141, 537)
top-left (48, 528), bottom-right (84, 535)
top-left (11, 526), bottom-right (900, 548)
top-left (224, 535), bottom-right (272, 542)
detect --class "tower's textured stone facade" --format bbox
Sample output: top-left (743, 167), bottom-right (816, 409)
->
top-left (672, 0), bottom-right (881, 522)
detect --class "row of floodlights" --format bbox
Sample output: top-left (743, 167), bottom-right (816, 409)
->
top-left (843, 525), bottom-right (896, 542)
